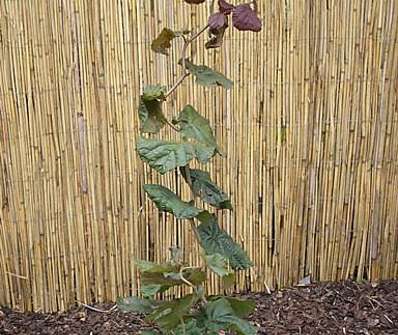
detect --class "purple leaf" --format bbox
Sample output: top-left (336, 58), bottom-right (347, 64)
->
top-left (208, 12), bottom-right (227, 30)
top-left (207, 13), bottom-right (228, 49)
top-left (218, 0), bottom-right (234, 15)
top-left (184, 0), bottom-right (206, 3)
top-left (232, 4), bottom-right (262, 32)
top-left (205, 25), bottom-right (227, 49)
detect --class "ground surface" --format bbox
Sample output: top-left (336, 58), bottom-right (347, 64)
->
top-left (1, 281), bottom-right (397, 334)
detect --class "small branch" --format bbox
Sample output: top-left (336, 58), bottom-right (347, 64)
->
top-left (183, 165), bottom-right (202, 242)
top-left (77, 301), bottom-right (117, 313)
top-left (263, 281), bottom-right (272, 295)
top-left (165, 118), bottom-right (180, 131)
top-left (189, 219), bottom-right (201, 243)
top-left (165, 73), bottom-right (190, 98)
top-left (5, 271), bottom-right (28, 280)
top-left (188, 24), bottom-right (209, 43)
top-left (179, 266), bottom-right (197, 289)
top-left (180, 267), bottom-right (208, 304)
top-left (180, 317), bottom-right (186, 335)
top-left (165, 25), bottom-right (209, 100)
top-left (384, 314), bottom-right (394, 325)
top-left (183, 165), bottom-right (195, 198)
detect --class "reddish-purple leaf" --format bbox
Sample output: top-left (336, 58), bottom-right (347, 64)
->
top-left (205, 25), bottom-right (227, 49)
top-left (232, 4), bottom-right (262, 32)
top-left (208, 12), bottom-right (227, 30)
top-left (207, 12), bottom-right (228, 49)
top-left (184, 0), bottom-right (206, 4)
top-left (218, 0), bottom-right (234, 15)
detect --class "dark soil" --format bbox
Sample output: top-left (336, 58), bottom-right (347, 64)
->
top-left (1, 280), bottom-right (397, 334)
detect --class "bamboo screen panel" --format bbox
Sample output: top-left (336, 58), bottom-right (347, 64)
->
top-left (0, 0), bottom-right (397, 312)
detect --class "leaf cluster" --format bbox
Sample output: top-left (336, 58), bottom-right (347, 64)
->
top-left (151, 1), bottom-right (262, 53)
top-left (118, 293), bottom-right (256, 335)
top-left (206, 0), bottom-right (262, 49)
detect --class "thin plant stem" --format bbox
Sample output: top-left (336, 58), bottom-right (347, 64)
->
top-left (165, 25), bottom-right (209, 99)
top-left (189, 219), bottom-right (201, 243)
top-left (179, 266), bottom-right (197, 289)
top-left (165, 118), bottom-right (179, 131)
top-left (183, 166), bottom-right (208, 306)
top-left (77, 301), bottom-right (117, 313)
top-left (180, 317), bottom-right (186, 335)
top-left (165, 73), bottom-right (190, 98)
top-left (179, 267), bottom-right (208, 304)
top-left (183, 165), bottom-right (202, 243)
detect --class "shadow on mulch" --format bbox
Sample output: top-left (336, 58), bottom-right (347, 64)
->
top-left (1, 280), bottom-right (397, 334)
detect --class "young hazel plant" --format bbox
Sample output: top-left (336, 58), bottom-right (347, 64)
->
top-left (117, 1), bottom-right (262, 334)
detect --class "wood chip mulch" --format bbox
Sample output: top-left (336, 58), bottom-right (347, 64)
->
top-left (247, 280), bottom-right (398, 334)
top-left (1, 280), bottom-right (397, 334)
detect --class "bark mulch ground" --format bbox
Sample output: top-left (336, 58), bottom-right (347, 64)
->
top-left (1, 280), bottom-right (397, 334)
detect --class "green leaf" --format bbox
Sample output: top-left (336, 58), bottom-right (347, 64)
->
top-left (142, 85), bottom-right (167, 101)
top-left (222, 273), bottom-right (236, 289)
top-left (151, 28), bottom-right (176, 55)
top-left (209, 296), bottom-right (256, 318)
top-left (163, 269), bottom-right (206, 286)
top-left (139, 274), bottom-right (176, 295)
top-left (136, 260), bottom-right (206, 295)
top-left (139, 98), bottom-right (166, 134)
top-left (204, 253), bottom-right (231, 277)
top-left (140, 276), bottom-right (179, 292)
top-left (226, 297), bottom-right (256, 318)
top-left (137, 137), bottom-right (216, 172)
top-left (136, 260), bottom-right (181, 296)
top-left (144, 184), bottom-right (202, 219)
top-left (181, 168), bottom-right (232, 209)
top-left (174, 105), bottom-right (218, 152)
top-left (138, 85), bottom-right (168, 134)
top-left (136, 260), bottom-right (178, 273)
top-left (181, 309), bottom-right (226, 334)
top-left (182, 59), bottom-right (233, 89)
top-left (184, 269), bottom-right (207, 285)
top-left (174, 319), bottom-right (204, 335)
top-left (137, 138), bottom-right (196, 174)
top-left (148, 294), bottom-right (197, 330)
top-left (193, 143), bottom-right (217, 164)
top-left (117, 296), bottom-right (158, 314)
top-left (173, 105), bottom-right (219, 164)
top-left (140, 331), bottom-right (159, 335)
top-left (197, 211), bottom-right (253, 270)
top-left (205, 298), bottom-right (257, 335)
top-left (141, 284), bottom-right (164, 297)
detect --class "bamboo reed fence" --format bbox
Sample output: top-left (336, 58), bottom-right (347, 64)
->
top-left (0, 0), bottom-right (397, 313)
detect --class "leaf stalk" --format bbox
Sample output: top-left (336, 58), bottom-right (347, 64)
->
top-left (165, 25), bottom-right (209, 99)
